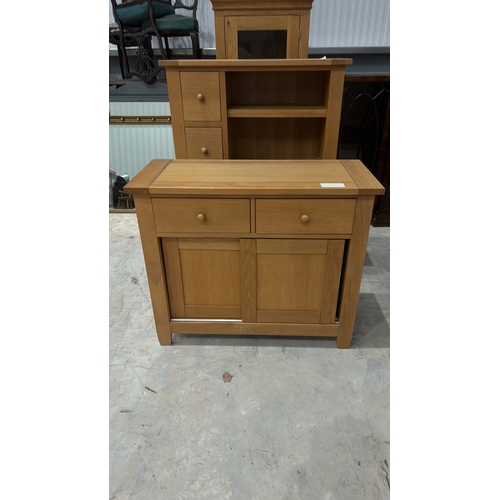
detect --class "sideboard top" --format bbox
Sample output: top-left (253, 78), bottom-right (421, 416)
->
top-left (124, 159), bottom-right (384, 197)
top-left (159, 58), bottom-right (353, 70)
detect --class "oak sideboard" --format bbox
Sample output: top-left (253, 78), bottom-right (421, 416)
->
top-left (124, 158), bottom-right (384, 348)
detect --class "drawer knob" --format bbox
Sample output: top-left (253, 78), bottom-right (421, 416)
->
top-left (201, 147), bottom-right (208, 155)
top-left (197, 213), bottom-right (206, 222)
top-left (301, 215), bottom-right (309, 223)
top-left (197, 93), bottom-right (204, 101)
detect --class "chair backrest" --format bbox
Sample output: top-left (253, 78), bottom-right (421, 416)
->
top-left (111, 0), bottom-right (198, 23)
top-left (110, 0), bottom-right (170, 81)
top-left (168, 0), bottom-right (198, 20)
top-left (111, 0), bottom-right (175, 27)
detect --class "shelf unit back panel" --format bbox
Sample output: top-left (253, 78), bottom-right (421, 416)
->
top-left (228, 117), bottom-right (323, 159)
top-left (226, 71), bottom-right (328, 107)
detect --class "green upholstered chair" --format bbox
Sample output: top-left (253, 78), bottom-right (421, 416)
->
top-left (142, 0), bottom-right (201, 59)
top-left (110, 0), bottom-right (172, 83)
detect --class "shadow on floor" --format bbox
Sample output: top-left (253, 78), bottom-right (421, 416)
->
top-left (172, 293), bottom-right (389, 349)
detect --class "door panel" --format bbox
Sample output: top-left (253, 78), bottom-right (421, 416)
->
top-left (254, 239), bottom-right (345, 324)
top-left (162, 238), bottom-right (242, 319)
top-left (225, 15), bottom-right (299, 59)
top-left (162, 237), bottom-right (345, 324)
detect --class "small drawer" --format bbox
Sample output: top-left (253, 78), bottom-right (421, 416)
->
top-left (180, 72), bottom-right (221, 122)
top-left (185, 128), bottom-right (223, 159)
top-left (256, 199), bottom-right (356, 235)
top-left (152, 198), bottom-right (250, 234)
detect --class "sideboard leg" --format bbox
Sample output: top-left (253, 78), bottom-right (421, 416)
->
top-left (134, 195), bottom-right (172, 346)
top-left (336, 195), bottom-right (374, 348)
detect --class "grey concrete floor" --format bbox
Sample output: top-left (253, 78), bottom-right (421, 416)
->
top-left (109, 213), bottom-right (390, 499)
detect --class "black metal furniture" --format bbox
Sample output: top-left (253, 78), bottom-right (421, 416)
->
top-left (109, 0), bottom-right (200, 83)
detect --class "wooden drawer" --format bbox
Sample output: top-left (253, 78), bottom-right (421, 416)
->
top-left (180, 72), bottom-right (221, 121)
top-left (152, 198), bottom-right (250, 234)
top-left (185, 128), bottom-right (223, 159)
top-left (255, 199), bottom-right (356, 235)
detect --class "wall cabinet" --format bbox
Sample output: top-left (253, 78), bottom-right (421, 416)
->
top-left (124, 158), bottom-right (384, 348)
top-left (210, 0), bottom-right (314, 59)
top-left (160, 58), bottom-right (352, 161)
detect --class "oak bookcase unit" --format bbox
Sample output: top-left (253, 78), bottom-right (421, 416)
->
top-left (210, 0), bottom-right (314, 59)
top-left (124, 158), bottom-right (384, 349)
top-left (160, 58), bottom-right (352, 161)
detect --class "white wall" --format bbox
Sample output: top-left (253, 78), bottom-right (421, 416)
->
top-left (309, 0), bottom-right (390, 47)
top-left (109, 102), bottom-right (175, 179)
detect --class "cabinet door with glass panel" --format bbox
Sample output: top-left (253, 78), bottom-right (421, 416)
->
top-left (225, 15), bottom-right (301, 59)
top-left (211, 0), bottom-right (314, 60)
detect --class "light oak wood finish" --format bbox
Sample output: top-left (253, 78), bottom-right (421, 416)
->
top-left (227, 71), bottom-right (326, 107)
top-left (256, 239), bottom-right (327, 255)
top-left (335, 195), bottom-right (375, 348)
top-left (256, 248), bottom-right (325, 315)
top-left (122, 160), bottom-right (173, 345)
top-left (162, 238), bottom-right (185, 318)
top-left (170, 321), bottom-right (338, 337)
top-left (255, 199), bottom-right (356, 235)
top-left (240, 239), bottom-right (257, 322)
top-left (185, 127), bottom-right (223, 159)
top-left (164, 68), bottom-right (188, 159)
top-left (151, 197), bottom-right (250, 233)
top-left (160, 59), bottom-right (352, 160)
top-left (254, 238), bottom-right (344, 324)
top-left (320, 240), bottom-right (345, 324)
top-left (257, 310), bottom-right (320, 324)
top-left (321, 67), bottom-right (349, 159)
top-left (148, 159), bottom-right (362, 196)
top-left (185, 305), bottom-right (241, 319)
top-left (125, 159), bottom-right (384, 348)
top-left (224, 15), bottom-right (300, 59)
top-left (210, 0), bottom-right (314, 59)
top-left (179, 72), bottom-right (221, 121)
top-left (228, 117), bottom-right (324, 159)
top-left (162, 237), bottom-right (242, 319)
top-left (219, 71), bottom-right (230, 158)
top-left (227, 106), bottom-right (327, 118)
top-left (178, 245), bottom-right (241, 306)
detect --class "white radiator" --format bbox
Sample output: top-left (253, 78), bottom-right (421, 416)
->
top-left (109, 102), bottom-right (175, 180)
top-left (310, 0), bottom-right (390, 47)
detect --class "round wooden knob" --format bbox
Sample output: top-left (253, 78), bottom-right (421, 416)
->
top-left (201, 147), bottom-right (208, 155)
top-left (301, 215), bottom-right (309, 223)
top-left (197, 213), bottom-right (206, 222)
top-left (197, 93), bottom-right (204, 101)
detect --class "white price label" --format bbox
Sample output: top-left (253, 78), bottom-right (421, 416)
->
top-left (320, 183), bottom-right (345, 188)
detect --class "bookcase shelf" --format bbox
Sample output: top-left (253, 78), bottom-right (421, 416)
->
top-left (160, 58), bottom-right (352, 160)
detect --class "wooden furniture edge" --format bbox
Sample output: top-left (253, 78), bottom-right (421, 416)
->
top-left (148, 187), bottom-right (360, 196)
top-left (336, 195), bottom-right (374, 348)
top-left (341, 159), bottom-right (386, 195)
top-left (210, 0), bottom-right (314, 11)
top-left (123, 160), bottom-right (172, 195)
top-left (165, 67), bottom-right (188, 158)
top-left (134, 195), bottom-right (173, 345)
top-left (170, 321), bottom-right (339, 337)
top-left (345, 75), bottom-right (390, 83)
top-left (159, 58), bottom-right (353, 69)
top-left (320, 65), bottom-right (346, 157)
